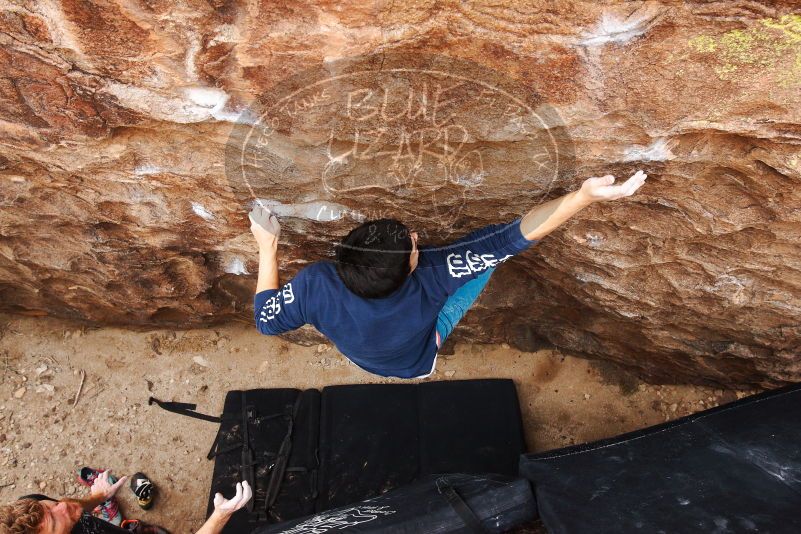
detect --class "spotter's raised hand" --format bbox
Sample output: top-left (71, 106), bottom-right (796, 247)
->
top-left (212, 481), bottom-right (252, 518)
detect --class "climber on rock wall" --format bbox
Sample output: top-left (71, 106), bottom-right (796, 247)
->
top-left (250, 171), bottom-right (647, 378)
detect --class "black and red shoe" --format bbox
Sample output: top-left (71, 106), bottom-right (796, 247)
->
top-left (76, 467), bottom-right (123, 525)
top-left (130, 472), bottom-right (155, 510)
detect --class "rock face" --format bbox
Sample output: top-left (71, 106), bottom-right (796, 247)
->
top-left (0, 1), bottom-right (799, 388)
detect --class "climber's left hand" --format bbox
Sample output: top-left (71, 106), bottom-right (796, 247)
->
top-left (578, 170), bottom-right (647, 203)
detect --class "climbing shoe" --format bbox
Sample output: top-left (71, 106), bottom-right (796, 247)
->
top-left (76, 467), bottom-right (123, 526)
top-left (130, 472), bottom-right (155, 510)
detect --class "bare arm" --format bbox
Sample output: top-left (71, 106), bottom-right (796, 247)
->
top-left (76, 494), bottom-right (108, 513)
top-left (195, 511), bottom-right (232, 534)
top-left (521, 190), bottom-right (592, 241)
top-left (78, 472), bottom-right (128, 512)
top-left (250, 205), bottom-right (281, 292)
top-left (520, 170), bottom-right (647, 241)
top-left (257, 246), bottom-right (279, 292)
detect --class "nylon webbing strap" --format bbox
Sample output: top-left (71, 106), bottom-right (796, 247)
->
top-left (148, 397), bottom-right (221, 423)
top-left (440, 482), bottom-right (489, 534)
top-left (264, 393), bottom-right (304, 514)
top-left (241, 391), bottom-right (256, 514)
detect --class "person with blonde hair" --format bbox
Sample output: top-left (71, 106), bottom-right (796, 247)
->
top-left (0, 473), bottom-right (251, 534)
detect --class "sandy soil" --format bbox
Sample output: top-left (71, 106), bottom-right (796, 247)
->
top-left (0, 314), bottom-right (760, 533)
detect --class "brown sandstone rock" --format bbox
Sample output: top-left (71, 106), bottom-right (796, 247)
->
top-left (0, 1), bottom-right (799, 387)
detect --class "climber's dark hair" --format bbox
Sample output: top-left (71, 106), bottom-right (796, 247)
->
top-left (335, 218), bottom-right (413, 299)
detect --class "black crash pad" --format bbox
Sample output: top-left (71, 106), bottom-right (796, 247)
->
top-left (317, 379), bottom-right (526, 510)
top-left (194, 379), bottom-right (525, 532)
top-left (519, 383), bottom-right (801, 534)
top-left (206, 388), bottom-right (321, 531)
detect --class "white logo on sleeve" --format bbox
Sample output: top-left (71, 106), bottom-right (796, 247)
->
top-left (260, 282), bottom-right (294, 321)
top-left (446, 253), bottom-right (472, 278)
top-left (282, 282), bottom-right (295, 304)
top-left (447, 251), bottom-right (513, 278)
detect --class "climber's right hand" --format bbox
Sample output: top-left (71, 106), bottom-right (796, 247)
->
top-left (249, 204), bottom-right (281, 249)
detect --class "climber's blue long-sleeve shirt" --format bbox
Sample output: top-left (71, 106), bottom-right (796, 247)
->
top-left (254, 218), bottom-right (538, 378)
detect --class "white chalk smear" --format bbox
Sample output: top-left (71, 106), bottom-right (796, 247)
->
top-left (252, 199), bottom-right (365, 223)
top-left (192, 356), bottom-right (211, 367)
top-left (711, 444), bottom-right (801, 485)
top-left (185, 34), bottom-right (201, 81)
top-left (208, 24), bottom-right (238, 46)
top-left (226, 257), bottom-right (249, 275)
top-left (185, 87), bottom-right (228, 109)
top-left (585, 232), bottom-right (606, 247)
top-left (623, 138), bottom-right (676, 162)
top-left (184, 87), bottom-right (237, 121)
top-left (575, 272), bottom-right (606, 285)
top-left (134, 164), bottom-right (161, 176)
top-left (713, 274), bottom-right (747, 291)
top-left (711, 274), bottom-right (750, 305)
top-left (453, 170), bottom-right (487, 187)
top-left (191, 202), bottom-right (215, 221)
top-left (580, 10), bottom-right (657, 46)
top-left (102, 82), bottom-right (257, 125)
top-left (184, 87), bottom-right (255, 123)
top-left (713, 518), bottom-right (729, 533)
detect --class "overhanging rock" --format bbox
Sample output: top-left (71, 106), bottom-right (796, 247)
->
top-left (0, 2), bottom-right (799, 388)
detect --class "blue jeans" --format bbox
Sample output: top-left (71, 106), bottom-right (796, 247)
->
top-left (435, 267), bottom-right (495, 348)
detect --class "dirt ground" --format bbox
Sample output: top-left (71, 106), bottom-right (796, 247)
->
top-left (0, 313), bottom-right (760, 533)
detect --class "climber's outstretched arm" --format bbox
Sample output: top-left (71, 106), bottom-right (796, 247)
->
top-left (256, 244), bottom-right (279, 292)
top-left (250, 205), bottom-right (281, 292)
top-left (250, 204), bottom-right (310, 336)
top-left (520, 170), bottom-right (647, 241)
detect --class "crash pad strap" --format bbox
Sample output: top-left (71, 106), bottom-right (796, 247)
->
top-left (264, 394), bottom-right (304, 515)
top-left (148, 397), bottom-right (222, 423)
top-left (439, 480), bottom-right (489, 533)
